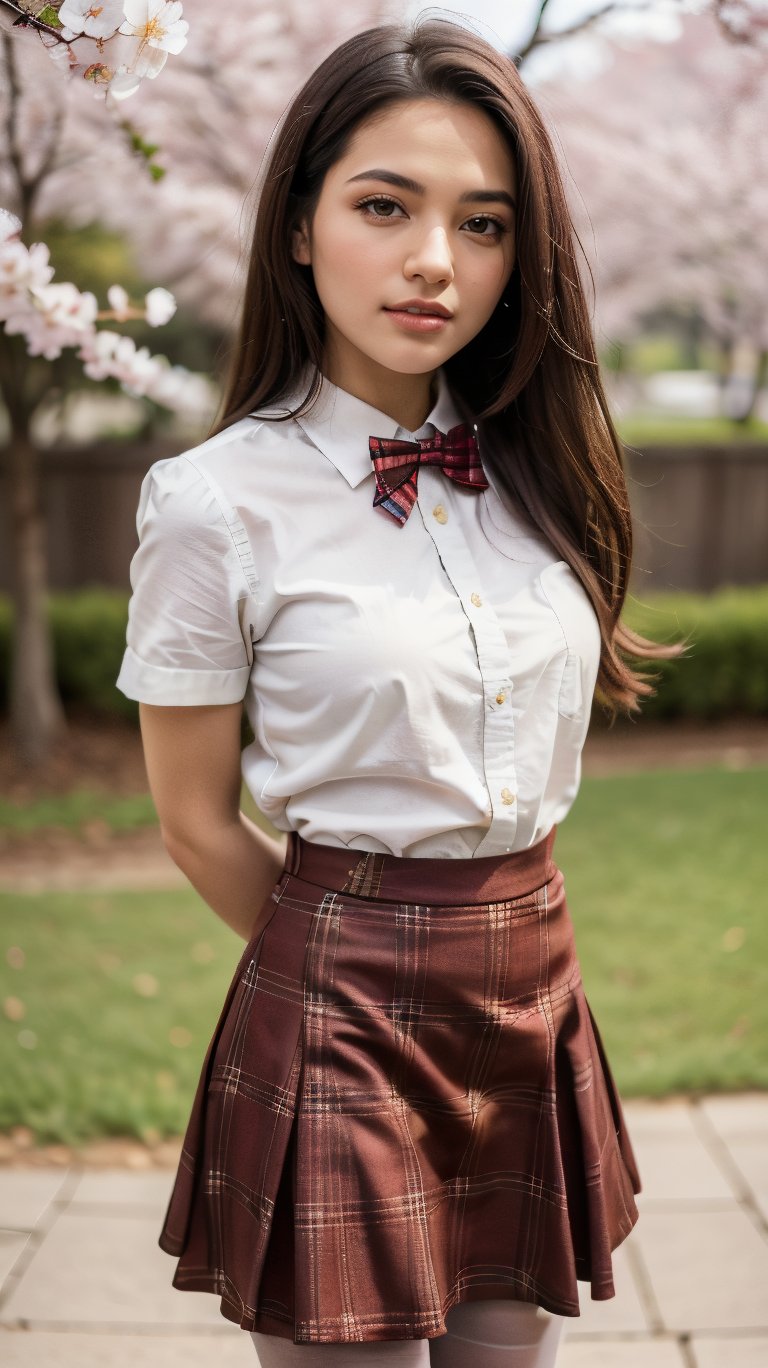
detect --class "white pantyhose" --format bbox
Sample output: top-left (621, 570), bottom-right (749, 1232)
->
top-left (430, 1298), bottom-right (565, 1367)
top-left (250, 1298), bottom-right (565, 1367)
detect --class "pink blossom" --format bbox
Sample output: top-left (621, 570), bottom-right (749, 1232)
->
top-left (76, 327), bottom-right (210, 413)
top-left (4, 309), bottom-right (87, 361)
top-left (107, 283), bottom-right (132, 318)
top-left (30, 282), bottom-right (98, 332)
top-left (79, 328), bottom-right (124, 378)
top-left (0, 241), bottom-right (55, 322)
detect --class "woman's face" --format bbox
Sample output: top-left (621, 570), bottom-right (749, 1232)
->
top-left (291, 97), bottom-right (518, 411)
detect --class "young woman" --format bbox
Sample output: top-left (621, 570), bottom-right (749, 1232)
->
top-left (116, 17), bottom-right (680, 1367)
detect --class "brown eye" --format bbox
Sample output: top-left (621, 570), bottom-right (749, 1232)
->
top-left (355, 195), bottom-right (406, 221)
top-left (363, 197), bottom-right (400, 217)
top-left (466, 215), bottom-right (499, 236)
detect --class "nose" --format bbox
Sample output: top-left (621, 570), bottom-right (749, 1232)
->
top-left (403, 225), bottom-right (454, 285)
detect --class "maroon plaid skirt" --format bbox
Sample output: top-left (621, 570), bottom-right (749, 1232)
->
top-left (158, 825), bottom-right (641, 1344)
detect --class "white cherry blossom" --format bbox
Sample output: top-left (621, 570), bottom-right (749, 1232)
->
top-left (0, 241), bottom-right (55, 321)
top-left (0, 233), bottom-right (205, 407)
top-left (4, 312), bottom-right (72, 359)
top-left (129, 358), bottom-right (167, 395)
top-left (6, 277), bottom-right (98, 358)
top-left (30, 281), bottom-right (98, 332)
top-left (76, 327), bottom-right (213, 413)
top-left (58, 0), bottom-right (126, 40)
top-left (81, 331), bottom-right (164, 398)
top-left (47, 42), bottom-right (74, 62)
top-left (144, 286), bottom-right (176, 326)
top-left (107, 283), bottom-right (132, 318)
top-left (118, 0), bottom-right (189, 79)
top-left (6, 280), bottom-right (98, 357)
top-left (105, 68), bottom-right (143, 101)
top-left (79, 328), bottom-right (124, 378)
top-left (148, 364), bottom-right (212, 414)
top-left (0, 209), bottom-right (22, 243)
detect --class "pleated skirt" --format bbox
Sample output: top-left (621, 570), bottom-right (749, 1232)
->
top-left (158, 824), bottom-right (642, 1344)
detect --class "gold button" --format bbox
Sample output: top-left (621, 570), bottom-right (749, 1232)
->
top-left (432, 504), bottom-right (448, 524)
top-left (495, 692), bottom-right (506, 705)
top-left (470, 592), bottom-right (482, 607)
top-left (500, 787), bottom-right (516, 805)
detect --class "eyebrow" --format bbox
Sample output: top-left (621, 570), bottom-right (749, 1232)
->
top-left (345, 169), bottom-right (516, 212)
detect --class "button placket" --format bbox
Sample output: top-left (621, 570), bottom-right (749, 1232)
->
top-left (418, 470), bottom-right (518, 856)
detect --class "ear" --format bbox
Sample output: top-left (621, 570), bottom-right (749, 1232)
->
top-left (291, 219), bottom-right (311, 266)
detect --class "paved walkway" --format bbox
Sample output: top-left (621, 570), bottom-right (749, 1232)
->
top-left (0, 1093), bottom-right (766, 1366)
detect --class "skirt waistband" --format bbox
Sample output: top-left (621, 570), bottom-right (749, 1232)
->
top-left (283, 826), bottom-right (558, 906)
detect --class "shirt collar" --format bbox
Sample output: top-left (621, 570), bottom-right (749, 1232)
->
top-left (253, 365), bottom-right (468, 490)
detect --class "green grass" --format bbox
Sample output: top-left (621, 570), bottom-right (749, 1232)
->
top-left (617, 415), bottom-right (768, 445)
top-left (602, 331), bottom-right (745, 376)
top-left (0, 887), bottom-right (239, 1145)
top-left (554, 767), bottom-right (766, 1097)
top-left (0, 792), bottom-right (157, 836)
top-left (0, 781), bottom-right (261, 837)
top-left (1, 766), bottom-right (765, 1144)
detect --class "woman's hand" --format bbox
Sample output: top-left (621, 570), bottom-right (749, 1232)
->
top-left (138, 701), bottom-right (288, 941)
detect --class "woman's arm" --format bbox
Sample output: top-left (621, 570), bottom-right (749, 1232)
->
top-left (138, 701), bottom-right (288, 942)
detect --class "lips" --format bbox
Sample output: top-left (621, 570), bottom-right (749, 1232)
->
top-left (385, 301), bottom-right (453, 318)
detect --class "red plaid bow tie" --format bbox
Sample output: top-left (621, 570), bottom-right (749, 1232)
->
top-left (368, 423), bottom-right (488, 526)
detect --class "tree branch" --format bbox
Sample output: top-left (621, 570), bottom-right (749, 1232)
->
top-left (1, 29), bottom-right (65, 225)
top-left (713, 0), bottom-right (768, 46)
top-left (516, 0), bottom-right (670, 64)
top-left (0, 0), bottom-right (71, 46)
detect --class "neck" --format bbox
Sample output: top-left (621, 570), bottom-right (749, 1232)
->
top-left (321, 347), bottom-right (438, 431)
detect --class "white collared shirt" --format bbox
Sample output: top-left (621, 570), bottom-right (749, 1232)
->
top-left (116, 367), bottom-right (601, 857)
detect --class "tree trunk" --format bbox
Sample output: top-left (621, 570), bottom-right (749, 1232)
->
top-left (680, 308), bottom-right (704, 370)
top-left (732, 347), bottom-right (768, 425)
top-left (714, 335), bottom-right (735, 409)
top-left (4, 403), bottom-right (67, 768)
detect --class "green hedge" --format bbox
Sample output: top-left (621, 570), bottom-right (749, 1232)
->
top-left (0, 589), bottom-right (137, 722)
top-left (0, 584), bottom-right (766, 721)
top-left (622, 586), bottom-right (768, 719)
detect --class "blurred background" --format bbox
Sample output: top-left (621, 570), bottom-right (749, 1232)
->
top-left (1, 5), bottom-right (766, 1362)
top-left (0, 3), bottom-right (767, 1362)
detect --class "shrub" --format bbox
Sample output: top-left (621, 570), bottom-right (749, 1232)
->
top-left (0, 589), bottom-right (135, 720)
top-left (619, 586), bottom-right (768, 720)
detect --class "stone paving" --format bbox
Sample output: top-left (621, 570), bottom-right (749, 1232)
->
top-left (0, 1093), bottom-right (766, 1366)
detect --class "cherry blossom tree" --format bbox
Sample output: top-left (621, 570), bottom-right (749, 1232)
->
top-left (536, 9), bottom-right (768, 416)
top-left (715, 0), bottom-right (768, 47)
top-left (1, 0), bottom-right (396, 767)
top-left (0, 0), bottom-right (209, 768)
top-left (3, 0), bottom-right (765, 768)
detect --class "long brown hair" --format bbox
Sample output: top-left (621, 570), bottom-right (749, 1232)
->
top-left (211, 16), bottom-right (684, 717)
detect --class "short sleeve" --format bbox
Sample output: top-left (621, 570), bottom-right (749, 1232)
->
top-left (115, 456), bottom-right (254, 706)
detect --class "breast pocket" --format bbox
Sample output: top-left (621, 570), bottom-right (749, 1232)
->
top-left (538, 560), bottom-right (602, 722)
